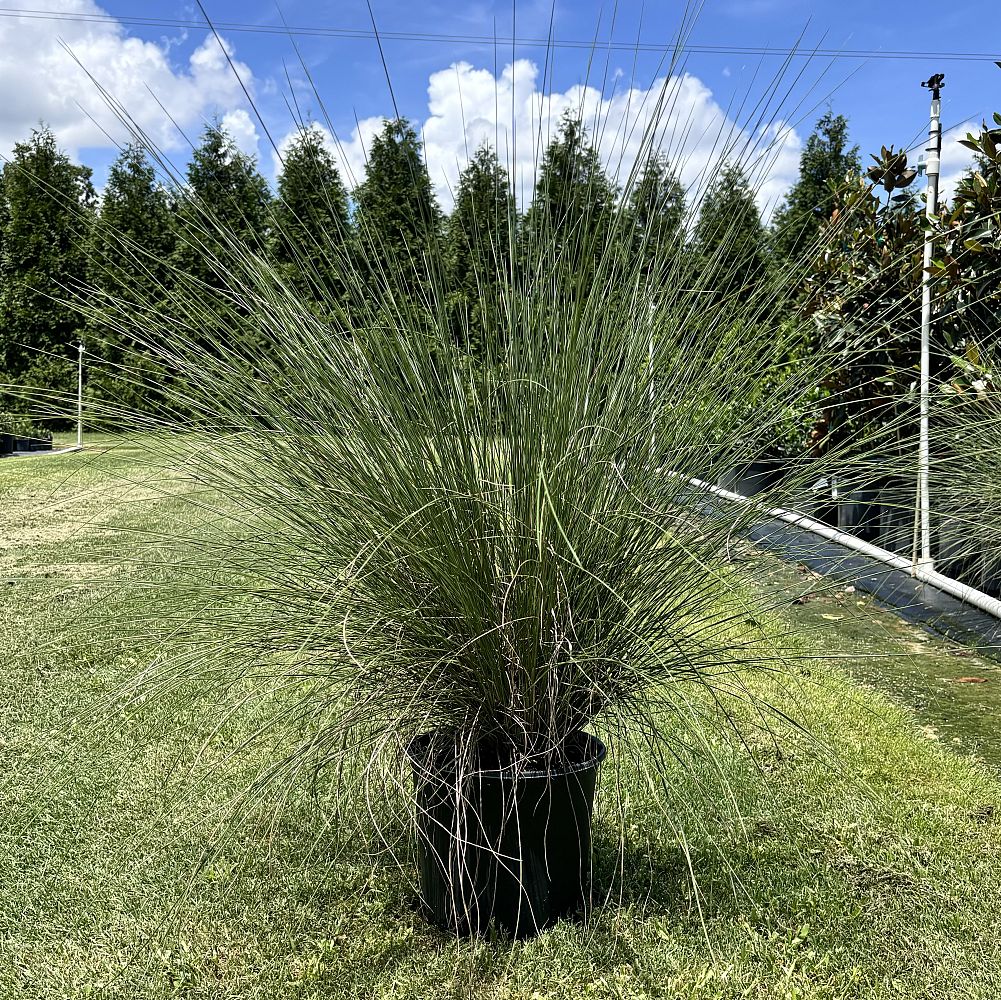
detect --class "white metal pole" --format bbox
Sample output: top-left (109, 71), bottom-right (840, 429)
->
top-left (76, 341), bottom-right (84, 449)
top-left (916, 77), bottom-right (942, 571)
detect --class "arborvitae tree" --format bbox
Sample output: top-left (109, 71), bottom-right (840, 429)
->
top-left (771, 111), bottom-right (859, 265)
top-left (173, 121), bottom-right (271, 286)
top-left (88, 143), bottom-right (175, 414)
top-left (273, 126), bottom-right (350, 306)
top-left (521, 111), bottom-right (618, 265)
top-left (447, 144), bottom-right (515, 357)
top-left (93, 144), bottom-right (175, 296)
top-left (622, 154), bottom-right (686, 280)
top-left (353, 118), bottom-right (442, 295)
top-left (693, 161), bottom-right (767, 306)
top-left (0, 126), bottom-right (95, 413)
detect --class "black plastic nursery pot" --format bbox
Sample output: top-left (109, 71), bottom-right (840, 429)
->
top-left (834, 476), bottom-right (887, 543)
top-left (9, 436), bottom-right (52, 452)
top-left (717, 458), bottom-right (788, 497)
top-left (407, 731), bottom-right (607, 939)
top-left (0, 433), bottom-right (13, 456)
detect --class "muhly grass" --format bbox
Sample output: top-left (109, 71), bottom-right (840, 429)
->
top-left (6, 11), bottom-right (999, 979)
top-left (64, 200), bottom-right (914, 863)
top-left (2, 442), bottom-right (1000, 997)
top-left (920, 366), bottom-right (1001, 594)
top-left (8, 20), bottom-right (932, 859)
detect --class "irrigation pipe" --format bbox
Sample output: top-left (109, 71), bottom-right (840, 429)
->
top-left (686, 474), bottom-right (1001, 622)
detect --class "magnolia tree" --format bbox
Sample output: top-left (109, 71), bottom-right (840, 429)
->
top-left (803, 146), bottom-right (925, 454)
top-left (934, 115), bottom-right (1001, 387)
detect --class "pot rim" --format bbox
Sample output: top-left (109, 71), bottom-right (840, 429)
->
top-left (406, 730), bottom-right (607, 781)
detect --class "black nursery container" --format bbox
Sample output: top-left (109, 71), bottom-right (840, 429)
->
top-left (8, 435), bottom-right (52, 453)
top-left (835, 475), bottom-right (887, 543)
top-left (408, 731), bottom-right (607, 938)
top-left (717, 458), bottom-right (787, 497)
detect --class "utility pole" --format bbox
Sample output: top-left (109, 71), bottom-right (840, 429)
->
top-left (76, 341), bottom-right (84, 449)
top-left (915, 72), bottom-right (944, 572)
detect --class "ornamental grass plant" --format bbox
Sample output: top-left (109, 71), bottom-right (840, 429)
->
top-left (9, 19), bottom-right (951, 939)
top-left (922, 350), bottom-right (1001, 594)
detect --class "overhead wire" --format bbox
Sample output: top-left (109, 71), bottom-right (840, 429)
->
top-left (0, 5), bottom-right (999, 63)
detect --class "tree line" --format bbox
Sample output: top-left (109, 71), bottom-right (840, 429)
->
top-left (4, 101), bottom-right (993, 439)
top-left (0, 111), bottom-right (773, 422)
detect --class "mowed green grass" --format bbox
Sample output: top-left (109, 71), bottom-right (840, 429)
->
top-left (1, 438), bottom-right (1000, 999)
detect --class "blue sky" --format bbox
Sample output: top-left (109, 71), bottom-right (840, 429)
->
top-left (3, 1), bottom-right (1000, 209)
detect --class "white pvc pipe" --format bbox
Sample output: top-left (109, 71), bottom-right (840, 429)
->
top-left (687, 475), bottom-right (1001, 622)
top-left (917, 92), bottom-right (942, 570)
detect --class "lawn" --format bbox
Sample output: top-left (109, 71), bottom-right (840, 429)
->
top-left (2, 438), bottom-right (1000, 999)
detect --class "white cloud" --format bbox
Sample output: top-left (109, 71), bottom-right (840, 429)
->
top-left (938, 121), bottom-right (977, 204)
top-left (753, 122), bottom-right (803, 220)
top-left (0, 7), bottom-right (802, 214)
top-left (314, 59), bottom-right (802, 217)
top-left (221, 109), bottom-right (260, 160)
top-left (0, 1), bottom-right (256, 159)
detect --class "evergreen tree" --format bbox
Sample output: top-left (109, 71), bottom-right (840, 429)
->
top-left (622, 154), bottom-right (686, 279)
top-left (938, 121), bottom-right (1001, 351)
top-left (0, 126), bottom-right (95, 412)
top-left (353, 118), bottom-right (441, 294)
top-left (88, 143), bottom-right (175, 413)
top-left (173, 121), bottom-right (271, 286)
top-left (771, 111), bottom-right (859, 264)
top-left (93, 143), bottom-right (174, 296)
top-left (804, 148), bottom-right (923, 451)
top-left (521, 112), bottom-right (618, 265)
top-left (693, 161), bottom-right (766, 306)
top-left (446, 144), bottom-right (515, 356)
top-left (273, 126), bottom-right (350, 305)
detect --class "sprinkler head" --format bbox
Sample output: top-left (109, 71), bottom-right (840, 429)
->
top-left (921, 73), bottom-right (945, 98)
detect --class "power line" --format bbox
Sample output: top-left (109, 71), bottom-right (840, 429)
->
top-left (0, 4), bottom-right (992, 181)
top-left (0, 6), bottom-right (1000, 63)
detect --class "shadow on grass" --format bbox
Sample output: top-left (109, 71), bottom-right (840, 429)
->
top-left (589, 829), bottom-right (693, 917)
